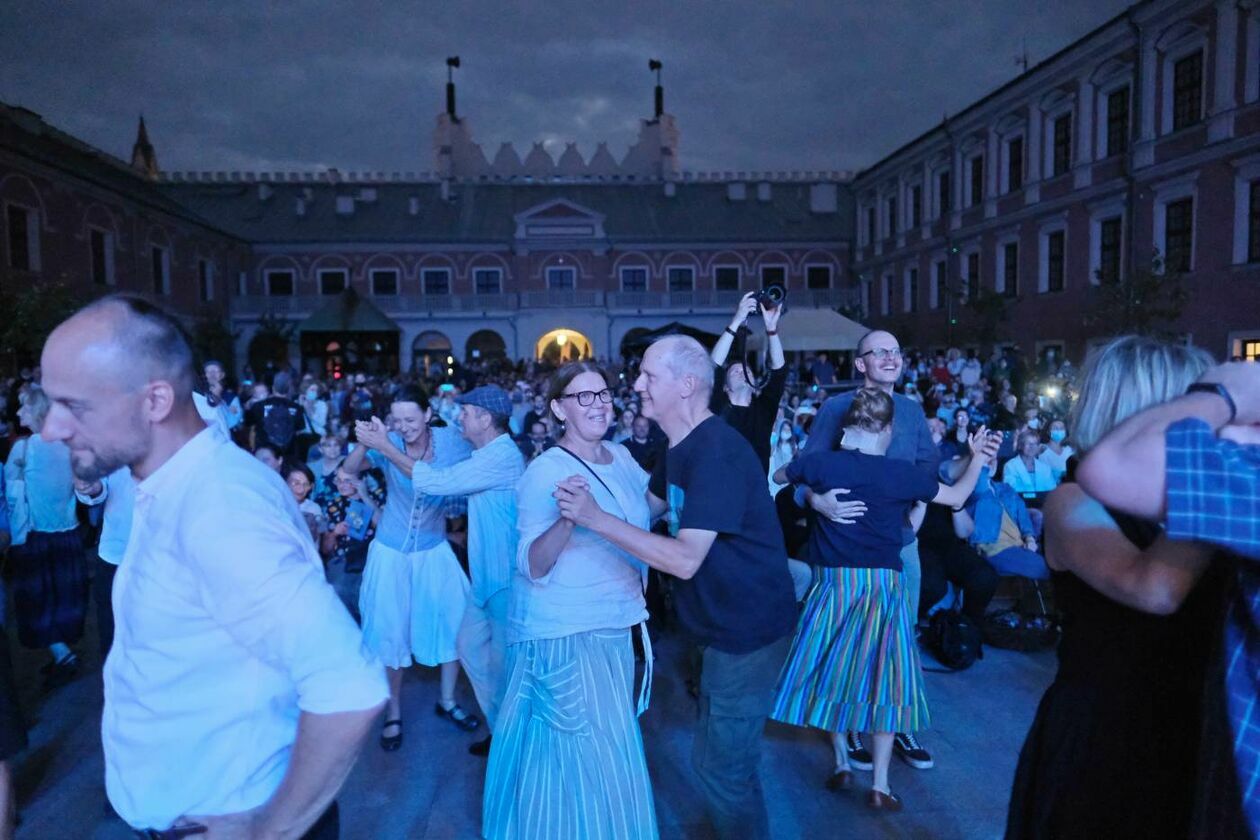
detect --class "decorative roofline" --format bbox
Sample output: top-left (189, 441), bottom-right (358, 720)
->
top-left (158, 168), bottom-right (854, 185)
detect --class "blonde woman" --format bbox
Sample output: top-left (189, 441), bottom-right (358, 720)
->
top-left (1005, 336), bottom-right (1223, 839)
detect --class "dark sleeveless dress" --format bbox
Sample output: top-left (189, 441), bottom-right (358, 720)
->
top-left (1005, 483), bottom-right (1225, 840)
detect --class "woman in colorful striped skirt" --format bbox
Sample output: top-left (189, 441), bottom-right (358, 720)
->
top-left (484, 362), bottom-right (657, 840)
top-left (771, 388), bottom-right (999, 811)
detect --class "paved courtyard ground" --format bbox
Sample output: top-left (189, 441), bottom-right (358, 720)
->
top-left (9, 610), bottom-right (1055, 840)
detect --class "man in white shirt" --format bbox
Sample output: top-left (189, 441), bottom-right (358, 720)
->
top-left (39, 295), bottom-right (387, 839)
top-left (1002, 430), bottom-right (1058, 495)
top-left (407, 385), bottom-right (525, 757)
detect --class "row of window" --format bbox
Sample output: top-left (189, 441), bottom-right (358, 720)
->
top-left (5, 205), bottom-right (218, 303)
top-left (262, 263), bottom-right (837, 297)
top-left (872, 189), bottom-right (1212, 316)
top-left (862, 49), bottom-right (1207, 245)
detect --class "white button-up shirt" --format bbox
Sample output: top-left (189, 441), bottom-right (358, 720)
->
top-left (104, 427), bottom-right (387, 830)
top-left (410, 431), bottom-right (524, 606)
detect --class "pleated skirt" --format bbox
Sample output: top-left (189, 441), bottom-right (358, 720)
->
top-left (771, 565), bottom-right (930, 735)
top-left (359, 539), bottom-right (469, 668)
top-left (483, 628), bottom-right (658, 840)
top-left (9, 528), bottom-right (88, 649)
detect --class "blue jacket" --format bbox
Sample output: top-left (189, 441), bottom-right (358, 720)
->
top-left (965, 470), bottom-right (1035, 546)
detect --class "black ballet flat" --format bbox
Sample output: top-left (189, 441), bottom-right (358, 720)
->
top-left (379, 718), bottom-right (403, 752)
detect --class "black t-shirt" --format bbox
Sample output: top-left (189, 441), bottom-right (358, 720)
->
top-left (624, 436), bottom-right (666, 474)
top-left (713, 365), bottom-right (787, 475)
top-left (247, 397), bottom-right (304, 456)
top-left (786, 448), bottom-right (938, 571)
top-left (649, 415), bottom-right (797, 654)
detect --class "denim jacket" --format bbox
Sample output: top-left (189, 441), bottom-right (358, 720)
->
top-left (965, 469), bottom-right (1035, 546)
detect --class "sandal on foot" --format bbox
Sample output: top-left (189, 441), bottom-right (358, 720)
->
top-left (434, 702), bottom-right (481, 732)
top-left (379, 719), bottom-right (403, 752)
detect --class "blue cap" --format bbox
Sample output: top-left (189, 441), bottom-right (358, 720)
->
top-left (456, 384), bottom-right (513, 418)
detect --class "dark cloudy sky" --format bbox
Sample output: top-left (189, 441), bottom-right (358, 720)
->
top-left (2, 1), bottom-right (1132, 176)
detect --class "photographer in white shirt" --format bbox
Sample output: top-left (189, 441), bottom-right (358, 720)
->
top-left (39, 294), bottom-right (386, 839)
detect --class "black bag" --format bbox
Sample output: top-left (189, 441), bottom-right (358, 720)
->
top-left (982, 608), bottom-right (1059, 652)
top-left (924, 610), bottom-right (983, 671)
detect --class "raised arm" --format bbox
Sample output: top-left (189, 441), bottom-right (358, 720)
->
top-left (931, 427), bottom-right (999, 509)
top-left (412, 440), bottom-right (520, 497)
top-left (710, 292), bottom-right (760, 368)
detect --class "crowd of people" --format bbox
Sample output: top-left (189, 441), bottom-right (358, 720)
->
top-left (0, 289), bottom-right (1256, 839)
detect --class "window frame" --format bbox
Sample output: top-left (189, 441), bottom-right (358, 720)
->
top-left (995, 236), bottom-right (1019, 298)
top-left (5, 202), bottom-right (39, 272)
top-left (666, 265), bottom-right (695, 293)
top-left (903, 266), bottom-right (919, 314)
top-left (1103, 84), bottom-right (1131, 158)
top-left (264, 268), bottom-right (296, 297)
top-left (966, 152), bottom-right (985, 208)
top-left (198, 258), bottom-right (214, 303)
top-left (1039, 226), bottom-right (1067, 294)
top-left (88, 226), bottom-right (115, 286)
top-left (805, 263), bottom-right (833, 290)
top-left (880, 272), bottom-right (891, 316)
top-left (422, 266), bottom-right (454, 295)
top-left (1170, 49), bottom-right (1205, 133)
top-left (317, 267), bottom-right (349, 297)
top-left (1050, 111), bottom-right (1073, 178)
top-left (371, 267), bottom-right (401, 296)
top-left (1152, 174), bottom-right (1198, 275)
top-left (471, 267), bottom-right (501, 295)
top-left (713, 264), bottom-right (741, 292)
top-left (930, 257), bottom-right (946, 310)
top-left (150, 244), bottom-right (170, 296)
top-left (544, 265), bottom-right (576, 290)
top-left (1001, 134), bottom-right (1025, 194)
top-left (909, 183), bottom-right (923, 228)
top-left (934, 168), bottom-right (953, 217)
top-left (759, 264), bottom-right (788, 289)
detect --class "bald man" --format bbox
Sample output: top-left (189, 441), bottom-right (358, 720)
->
top-left (555, 335), bottom-right (796, 840)
top-left (39, 295), bottom-right (386, 839)
top-left (793, 329), bottom-right (941, 772)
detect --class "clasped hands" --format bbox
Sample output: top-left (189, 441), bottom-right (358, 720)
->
top-left (353, 416), bottom-right (389, 451)
top-left (553, 476), bottom-right (602, 528)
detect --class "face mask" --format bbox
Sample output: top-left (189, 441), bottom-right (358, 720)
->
top-left (780, 431), bottom-right (794, 441)
top-left (1050, 429), bottom-right (1067, 443)
top-left (1028, 418), bottom-right (1041, 430)
top-left (306, 388), bottom-right (319, 401)
top-left (960, 398), bottom-right (970, 407)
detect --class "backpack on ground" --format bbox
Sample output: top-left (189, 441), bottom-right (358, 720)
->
top-left (923, 609), bottom-right (983, 671)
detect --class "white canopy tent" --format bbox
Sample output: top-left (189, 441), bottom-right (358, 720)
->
top-left (745, 307), bottom-right (869, 352)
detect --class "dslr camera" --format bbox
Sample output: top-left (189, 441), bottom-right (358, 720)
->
top-left (753, 283), bottom-right (786, 311)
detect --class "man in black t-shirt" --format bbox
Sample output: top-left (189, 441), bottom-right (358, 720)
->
top-left (709, 291), bottom-right (787, 475)
top-left (554, 335), bottom-right (795, 840)
top-left (246, 374), bottom-right (304, 459)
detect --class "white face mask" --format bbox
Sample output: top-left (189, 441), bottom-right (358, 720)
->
top-left (306, 388), bottom-right (319, 401)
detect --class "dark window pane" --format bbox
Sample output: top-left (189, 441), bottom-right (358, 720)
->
top-left (715, 266), bottom-right (740, 291)
top-left (620, 267), bottom-right (647, 292)
top-left (1173, 51), bottom-right (1203, 131)
top-left (423, 269), bottom-right (451, 294)
top-left (1053, 113), bottom-right (1072, 177)
top-left (6, 206), bottom-right (29, 270)
top-left (1165, 198), bottom-right (1194, 273)
top-left (911, 185), bottom-right (922, 227)
top-left (866, 207), bottom-right (876, 244)
top-left (268, 270), bottom-right (294, 296)
top-left (199, 260), bottom-right (211, 302)
top-left (887, 198), bottom-right (897, 236)
top-left (1003, 242), bottom-right (1019, 298)
top-left (806, 266), bottom-right (831, 290)
top-left (472, 269), bottom-right (499, 295)
top-left (667, 267), bottom-right (694, 292)
top-left (151, 246), bottom-right (166, 294)
top-left (938, 171), bottom-right (952, 214)
top-left (933, 260), bottom-right (946, 309)
top-left (1008, 137), bottom-right (1024, 192)
top-left (967, 252), bottom-right (980, 300)
top-left (761, 266), bottom-right (786, 289)
top-left (907, 268), bottom-right (918, 313)
top-left (373, 269), bottom-right (399, 295)
top-left (1249, 181), bottom-right (1260, 264)
top-left (1047, 231), bottom-right (1065, 292)
top-left (969, 155), bottom-right (984, 206)
top-left (90, 229), bottom-right (107, 286)
top-left (320, 270), bottom-right (347, 296)
top-left (1106, 86), bottom-right (1130, 156)
top-left (1099, 217), bottom-right (1122, 284)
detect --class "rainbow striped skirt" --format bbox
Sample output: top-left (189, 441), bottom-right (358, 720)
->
top-left (771, 565), bottom-right (930, 735)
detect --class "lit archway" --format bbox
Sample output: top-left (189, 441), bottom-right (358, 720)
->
top-left (535, 328), bottom-right (592, 363)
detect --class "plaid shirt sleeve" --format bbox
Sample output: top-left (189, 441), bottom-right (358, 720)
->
top-left (1165, 418), bottom-right (1260, 562)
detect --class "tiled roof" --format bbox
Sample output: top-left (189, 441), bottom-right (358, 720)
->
top-left (158, 180), bottom-right (854, 246)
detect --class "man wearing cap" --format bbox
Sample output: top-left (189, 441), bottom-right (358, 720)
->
top-left (409, 384), bottom-right (525, 756)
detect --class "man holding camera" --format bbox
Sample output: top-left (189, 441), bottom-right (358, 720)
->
top-left (710, 291), bottom-right (786, 474)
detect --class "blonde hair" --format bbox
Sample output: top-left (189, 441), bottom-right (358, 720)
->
top-left (1069, 336), bottom-right (1214, 454)
top-left (21, 386), bottom-right (50, 431)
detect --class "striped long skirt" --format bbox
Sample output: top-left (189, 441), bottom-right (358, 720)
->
top-left (483, 628), bottom-right (658, 840)
top-left (771, 565), bottom-right (929, 735)
top-left (9, 529), bottom-right (88, 649)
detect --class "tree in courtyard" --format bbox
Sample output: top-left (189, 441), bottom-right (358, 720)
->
top-left (965, 288), bottom-right (1014, 352)
top-left (190, 309), bottom-right (240, 373)
top-left (1086, 251), bottom-right (1188, 338)
top-left (248, 312), bottom-right (296, 378)
top-left (0, 280), bottom-right (89, 372)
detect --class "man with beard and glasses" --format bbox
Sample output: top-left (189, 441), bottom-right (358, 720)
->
top-left (791, 330), bottom-right (943, 774)
top-left (39, 294), bottom-right (386, 839)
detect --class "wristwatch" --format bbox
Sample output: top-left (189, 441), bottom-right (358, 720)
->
top-left (1186, 382), bottom-right (1237, 423)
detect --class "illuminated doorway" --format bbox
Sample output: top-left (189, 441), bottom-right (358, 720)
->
top-left (535, 328), bottom-right (592, 363)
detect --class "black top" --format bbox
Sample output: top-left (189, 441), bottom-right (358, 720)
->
top-left (786, 448), bottom-right (938, 571)
top-left (712, 365), bottom-right (787, 475)
top-left (650, 416), bottom-right (797, 654)
top-left (246, 396), bottom-right (304, 456)
top-left (1006, 475), bottom-right (1226, 840)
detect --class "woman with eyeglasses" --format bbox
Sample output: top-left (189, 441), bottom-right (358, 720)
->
top-left (484, 361), bottom-right (658, 839)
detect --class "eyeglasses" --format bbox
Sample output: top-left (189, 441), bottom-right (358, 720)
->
top-left (859, 348), bottom-right (903, 361)
top-left (558, 388), bottom-right (613, 407)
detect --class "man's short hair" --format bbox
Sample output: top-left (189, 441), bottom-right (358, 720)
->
top-left (80, 294), bottom-right (197, 397)
top-left (652, 335), bottom-right (714, 393)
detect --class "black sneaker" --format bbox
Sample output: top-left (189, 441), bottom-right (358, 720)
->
top-left (468, 734), bottom-right (492, 757)
top-left (893, 732), bottom-right (934, 769)
top-left (846, 732), bottom-right (874, 771)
